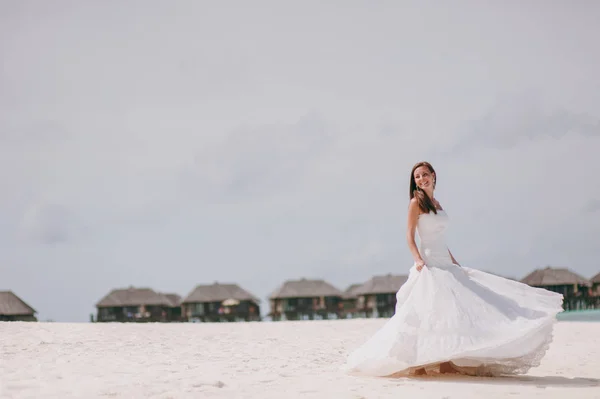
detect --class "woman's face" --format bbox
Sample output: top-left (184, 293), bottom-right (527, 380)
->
top-left (413, 165), bottom-right (435, 190)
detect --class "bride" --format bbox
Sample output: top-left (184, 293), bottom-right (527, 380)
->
top-left (343, 161), bottom-right (564, 377)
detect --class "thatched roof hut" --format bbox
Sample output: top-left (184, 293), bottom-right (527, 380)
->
top-left (96, 287), bottom-right (174, 308)
top-left (342, 283), bottom-right (362, 300)
top-left (182, 282), bottom-right (260, 304)
top-left (269, 278), bottom-right (342, 299)
top-left (0, 291), bottom-right (37, 320)
top-left (354, 274), bottom-right (408, 296)
top-left (164, 293), bottom-right (182, 307)
top-left (591, 272), bottom-right (600, 284)
top-left (521, 267), bottom-right (591, 287)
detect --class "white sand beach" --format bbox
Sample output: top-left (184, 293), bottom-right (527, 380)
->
top-left (1, 319), bottom-right (599, 399)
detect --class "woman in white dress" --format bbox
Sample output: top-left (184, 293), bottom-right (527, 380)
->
top-left (343, 161), bottom-right (564, 377)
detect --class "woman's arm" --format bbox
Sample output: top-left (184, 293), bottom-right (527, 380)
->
top-left (407, 198), bottom-right (425, 271)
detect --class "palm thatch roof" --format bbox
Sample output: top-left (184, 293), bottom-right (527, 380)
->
top-left (521, 267), bottom-right (591, 287)
top-left (96, 287), bottom-right (175, 308)
top-left (0, 291), bottom-right (37, 316)
top-left (269, 278), bottom-right (343, 299)
top-left (342, 283), bottom-right (362, 300)
top-left (164, 293), bottom-right (182, 307)
top-left (591, 272), bottom-right (600, 284)
top-left (182, 282), bottom-right (260, 304)
top-left (354, 274), bottom-right (408, 296)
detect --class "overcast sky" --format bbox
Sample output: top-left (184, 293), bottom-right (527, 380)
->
top-left (1, 1), bottom-right (599, 322)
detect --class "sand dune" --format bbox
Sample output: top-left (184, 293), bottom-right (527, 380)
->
top-left (1, 319), bottom-right (599, 398)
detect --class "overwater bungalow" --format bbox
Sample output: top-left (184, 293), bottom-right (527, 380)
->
top-left (590, 272), bottom-right (600, 308)
top-left (96, 287), bottom-right (181, 322)
top-left (353, 274), bottom-right (408, 318)
top-left (164, 294), bottom-right (183, 321)
top-left (0, 291), bottom-right (37, 321)
top-left (181, 282), bottom-right (261, 322)
top-left (269, 278), bottom-right (343, 321)
top-left (591, 272), bottom-right (600, 295)
top-left (521, 267), bottom-right (593, 311)
top-left (341, 283), bottom-right (362, 319)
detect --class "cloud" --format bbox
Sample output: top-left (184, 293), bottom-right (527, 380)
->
top-left (341, 239), bottom-right (386, 268)
top-left (179, 112), bottom-right (333, 203)
top-left (451, 94), bottom-right (600, 153)
top-left (583, 199), bottom-right (600, 214)
top-left (0, 118), bottom-right (72, 146)
top-left (18, 202), bottom-right (76, 245)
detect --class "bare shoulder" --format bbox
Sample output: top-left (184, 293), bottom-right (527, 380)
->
top-left (408, 198), bottom-right (421, 215)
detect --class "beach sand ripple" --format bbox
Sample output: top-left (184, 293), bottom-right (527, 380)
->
top-left (1, 320), bottom-right (599, 398)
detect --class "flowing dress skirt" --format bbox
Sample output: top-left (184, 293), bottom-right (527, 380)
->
top-left (343, 265), bottom-right (564, 377)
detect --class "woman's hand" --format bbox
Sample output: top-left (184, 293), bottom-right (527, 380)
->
top-left (415, 259), bottom-right (426, 272)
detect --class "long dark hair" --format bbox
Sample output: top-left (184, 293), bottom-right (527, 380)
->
top-left (409, 161), bottom-right (438, 214)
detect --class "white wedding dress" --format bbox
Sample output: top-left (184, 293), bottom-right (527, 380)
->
top-left (343, 209), bottom-right (564, 377)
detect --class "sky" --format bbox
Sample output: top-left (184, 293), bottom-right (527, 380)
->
top-left (1, 1), bottom-right (599, 322)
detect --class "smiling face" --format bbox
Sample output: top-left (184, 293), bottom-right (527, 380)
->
top-left (413, 165), bottom-right (435, 191)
